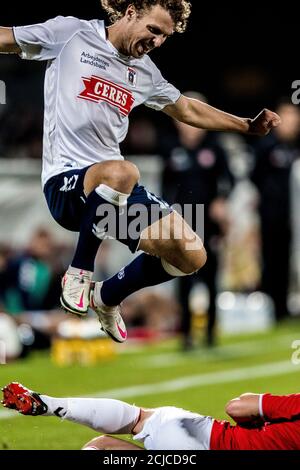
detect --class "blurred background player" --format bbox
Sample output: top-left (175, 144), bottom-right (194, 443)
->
top-left (3, 382), bottom-right (300, 450)
top-left (161, 92), bottom-right (234, 349)
top-left (0, 1), bottom-right (280, 344)
top-left (251, 101), bottom-right (300, 321)
top-left (0, 228), bottom-right (63, 314)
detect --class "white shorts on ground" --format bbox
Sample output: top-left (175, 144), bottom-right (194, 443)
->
top-left (133, 406), bottom-right (213, 450)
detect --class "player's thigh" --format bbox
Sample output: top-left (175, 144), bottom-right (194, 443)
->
top-left (83, 160), bottom-right (139, 196)
top-left (43, 167), bottom-right (89, 232)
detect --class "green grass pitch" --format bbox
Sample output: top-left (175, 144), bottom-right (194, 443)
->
top-left (1, 319), bottom-right (300, 449)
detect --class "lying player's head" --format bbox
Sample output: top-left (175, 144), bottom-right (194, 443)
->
top-left (100, 0), bottom-right (191, 58)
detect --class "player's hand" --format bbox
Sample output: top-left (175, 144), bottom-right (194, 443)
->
top-left (248, 109), bottom-right (281, 136)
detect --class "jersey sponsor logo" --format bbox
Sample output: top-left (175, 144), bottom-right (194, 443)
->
top-left (78, 75), bottom-right (135, 116)
top-left (80, 51), bottom-right (109, 71)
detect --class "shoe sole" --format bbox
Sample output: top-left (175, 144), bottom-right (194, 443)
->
top-left (2, 385), bottom-right (18, 409)
top-left (2, 385), bottom-right (29, 413)
top-left (2, 384), bottom-right (47, 415)
top-left (60, 296), bottom-right (88, 317)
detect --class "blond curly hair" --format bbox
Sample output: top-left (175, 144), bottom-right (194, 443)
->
top-left (100, 0), bottom-right (191, 33)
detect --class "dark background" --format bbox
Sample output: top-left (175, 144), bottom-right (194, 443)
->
top-left (0, 1), bottom-right (299, 117)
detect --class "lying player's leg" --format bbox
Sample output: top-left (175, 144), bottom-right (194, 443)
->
top-left (2, 383), bottom-right (213, 450)
top-left (2, 382), bottom-right (142, 433)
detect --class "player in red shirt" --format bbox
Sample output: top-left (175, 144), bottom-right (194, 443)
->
top-left (2, 382), bottom-right (300, 450)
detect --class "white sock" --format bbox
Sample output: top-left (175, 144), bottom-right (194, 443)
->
top-left (43, 397), bottom-right (140, 434)
top-left (40, 395), bottom-right (68, 417)
top-left (41, 396), bottom-right (140, 433)
top-left (93, 282), bottom-right (106, 308)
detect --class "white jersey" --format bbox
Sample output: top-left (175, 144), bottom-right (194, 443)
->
top-left (13, 16), bottom-right (181, 187)
top-left (133, 406), bottom-right (214, 450)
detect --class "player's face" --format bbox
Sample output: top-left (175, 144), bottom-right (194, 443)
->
top-left (125, 5), bottom-right (174, 58)
top-left (275, 103), bottom-right (300, 141)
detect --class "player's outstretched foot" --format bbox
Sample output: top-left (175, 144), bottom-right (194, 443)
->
top-left (90, 281), bottom-right (127, 343)
top-left (60, 268), bottom-right (93, 316)
top-left (1, 382), bottom-right (47, 416)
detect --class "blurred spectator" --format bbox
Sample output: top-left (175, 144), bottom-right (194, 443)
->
top-left (160, 92), bottom-right (234, 349)
top-left (94, 240), bottom-right (112, 282)
top-left (122, 113), bottom-right (158, 155)
top-left (0, 104), bottom-right (43, 159)
top-left (121, 290), bottom-right (181, 341)
top-left (0, 312), bottom-right (23, 361)
top-left (250, 101), bottom-right (300, 321)
top-left (0, 227), bottom-right (64, 314)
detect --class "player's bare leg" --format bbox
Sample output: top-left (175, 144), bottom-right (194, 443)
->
top-left (92, 211), bottom-right (206, 327)
top-left (83, 160), bottom-right (140, 197)
top-left (61, 160), bottom-right (139, 318)
top-left (139, 210), bottom-right (206, 274)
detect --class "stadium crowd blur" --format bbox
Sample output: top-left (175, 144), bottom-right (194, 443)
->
top-left (0, 3), bottom-right (300, 358)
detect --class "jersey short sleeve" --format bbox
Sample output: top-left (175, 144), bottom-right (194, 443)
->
top-left (144, 59), bottom-right (181, 111)
top-left (13, 16), bottom-right (82, 61)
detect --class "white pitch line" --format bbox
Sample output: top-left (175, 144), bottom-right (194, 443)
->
top-left (0, 359), bottom-right (298, 421)
top-left (138, 333), bottom-right (299, 368)
top-left (89, 360), bottom-right (297, 399)
top-left (0, 409), bottom-right (16, 419)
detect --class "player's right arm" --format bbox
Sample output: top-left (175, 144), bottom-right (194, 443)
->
top-left (1, 17), bottom-right (83, 61)
top-left (0, 27), bottom-right (20, 53)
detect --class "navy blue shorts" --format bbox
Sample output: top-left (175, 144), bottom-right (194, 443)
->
top-left (43, 166), bottom-right (171, 253)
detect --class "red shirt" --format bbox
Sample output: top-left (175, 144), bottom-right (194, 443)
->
top-left (210, 393), bottom-right (300, 450)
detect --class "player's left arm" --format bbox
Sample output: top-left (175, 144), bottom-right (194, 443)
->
top-left (163, 95), bottom-right (281, 136)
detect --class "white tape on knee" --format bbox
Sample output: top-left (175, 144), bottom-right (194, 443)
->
top-left (161, 258), bottom-right (188, 277)
top-left (95, 184), bottom-right (129, 206)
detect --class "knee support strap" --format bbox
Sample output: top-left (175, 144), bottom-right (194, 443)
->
top-left (95, 184), bottom-right (129, 206)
